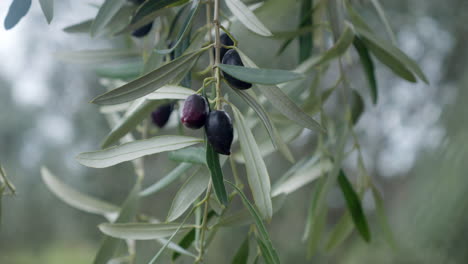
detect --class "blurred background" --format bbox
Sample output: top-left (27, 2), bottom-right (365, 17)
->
top-left (1, 0), bottom-right (467, 263)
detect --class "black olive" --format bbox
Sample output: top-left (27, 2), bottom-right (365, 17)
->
top-left (132, 22), bottom-right (153, 38)
top-left (151, 103), bottom-right (174, 128)
top-left (181, 94), bottom-right (209, 129)
top-left (205, 110), bottom-right (234, 155)
top-left (221, 49), bottom-right (252, 90)
top-left (213, 33), bottom-right (234, 61)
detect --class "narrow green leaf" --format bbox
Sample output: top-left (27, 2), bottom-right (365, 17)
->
top-left (77, 135), bottom-right (203, 168)
top-left (226, 182), bottom-right (280, 264)
top-left (369, 0), bottom-right (397, 44)
top-left (325, 211), bottom-right (354, 252)
top-left (128, 0), bottom-right (183, 32)
top-left (345, 1), bottom-right (372, 33)
top-left (271, 158), bottom-right (332, 197)
top-left (99, 223), bottom-right (192, 240)
top-left (206, 143), bottom-right (228, 205)
top-left (155, 0), bottom-right (200, 55)
top-left (41, 167), bottom-right (119, 216)
top-left (56, 49), bottom-right (139, 64)
top-left (232, 106), bottom-right (273, 219)
top-left (91, 49), bottom-right (205, 105)
top-left (139, 163), bottom-right (193, 197)
top-left (101, 99), bottom-right (163, 149)
top-left (219, 64), bottom-right (304, 85)
top-left (90, 0), bottom-right (126, 37)
top-left (353, 37), bottom-right (377, 104)
top-left (146, 85), bottom-right (195, 100)
top-left (95, 59), bottom-right (143, 80)
top-left (4, 0), bottom-right (31, 30)
top-left (372, 185), bottom-right (397, 248)
top-left (63, 19), bottom-right (93, 33)
top-left (296, 23), bottom-right (354, 72)
top-left (299, 0), bottom-right (313, 62)
top-left (231, 236), bottom-right (249, 264)
top-left (236, 48), bottom-right (324, 133)
top-left (169, 147), bottom-right (206, 165)
top-left (172, 228), bottom-right (195, 261)
top-left (256, 237), bottom-right (276, 264)
top-left (94, 180), bottom-right (141, 264)
top-left (38, 0), bottom-right (54, 24)
top-left (337, 170), bottom-right (370, 242)
top-left (167, 168), bottom-right (209, 222)
top-left (233, 89), bottom-right (294, 163)
top-left (225, 0), bottom-right (272, 37)
top-left (351, 89), bottom-right (364, 124)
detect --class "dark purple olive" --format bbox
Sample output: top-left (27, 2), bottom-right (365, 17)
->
top-left (205, 111), bottom-right (234, 155)
top-left (151, 103), bottom-right (174, 128)
top-left (181, 94), bottom-right (209, 129)
top-left (132, 22), bottom-right (153, 38)
top-left (213, 33), bottom-right (234, 61)
top-left (221, 49), bottom-right (252, 90)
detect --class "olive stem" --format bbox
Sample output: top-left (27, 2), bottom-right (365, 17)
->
top-left (214, 0), bottom-right (222, 110)
top-left (195, 181), bottom-right (212, 263)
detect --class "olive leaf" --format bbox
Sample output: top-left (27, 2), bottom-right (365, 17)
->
top-left (4, 0), bottom-right (31, 30)
top-left (63, 19), bottom-right (93, 33)
top-left (225, 0), bottom-right (272, 37)
top-left (233, 89), bottom-right (294, 163)
top-left (169, 147), bottom-right (206, 165)
top-left (325, 211), bottom-right (354, 251)
top-left (345, 0), bottom-right (372, 33)
top-left (56, 49), bottom-right (139, 64)
top-left (299, 0), bottom-right (314, 62)
top-left (353, 37), bottom-right (378, 104)
top-left (99, 223), bottom-right (193, 240)
top-left (231, 236), bottom-right (250, 264)
top-left (351, 89), bottom-right (365, 124)
top-left (94, 59), bottom-right (143, 80)
top-left (124, 0), bottom-right (185, 33)
top-left (77, 135), bottom-right (203, 168)
top-left (167, 168), bottom-right (209, 222)
top-left (91, 49), bottom-right (205, 105)
top-left (232, 106), bottom-right (273, 219)
top-left (139, 163), bottom-right (193, 197)
top-left (146, 85), bottom-right (196, 100)
top-left (219, 64), bottom-right (304, 85)
top-left (372, 184), bottom-right (397, 248)
top-left (369, 0), bottom-right (397, 44)
top-left (337, 170), bottom-right (370, 242)
top-left (90, 0), bottom-right (127, 37)
top-left (38, 0), bottom-right (54, 24)
top-left (172, 228), bottom-right (195, 261)
top-left (206, 142), bottom-right (229, 205)
top-left (304, 179), bottom-right (327, 257)
top-left (41, 167), bottom-right (119, 217)
top-left (155, 0), bottom-right (200, 55)
top-left (226, 182), bottom-right (280, 264)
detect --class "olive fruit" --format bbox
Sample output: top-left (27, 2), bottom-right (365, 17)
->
top-left (181, 94), bottom-right (209, 129)
top-left (219, 33), bottom-right (234, 60)
top-left (132, 22), bottom-right (153, 38)
top-left (151, 103), bottom-right (174, 128)
top-left (221, 49), bottom-right (252, 90)
top-left (205, 110), bottom-right (234, 155)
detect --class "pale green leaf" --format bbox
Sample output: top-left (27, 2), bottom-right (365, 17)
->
top-left (56, 49), bottom-right (139, 64)
top-left (225, 0), bottom-right (272, 37)
top-left (4, 0), bottom-right (31, 30)
top-left (99, 222), bottom-right (192, 240)
top-left (124, 0), bottom-right (184, 33)
top-left (90, 0), bottom-right (126, 37)
top-left (139, 163), bottom-right (193, 197)
top-left (325, 211), bottom-right (354, 252)
top-left (38, 0), bottom-right (54, 24)
top-left (232, 106), bottom-right (272, 219)
top-left (63, 19), bottom-right (93, 33)
top-left (94, 59), bottom-right (143, 80)
top-left (146, 85), bottom-right (196, 100)
top-left (41, 167), bottom-right (119, 216)
top-left (168, 147), bottom-right (206, 165)
top-left (370, 0), bottom-right (397, 44)
top-left (76, 135), bottom-right (203, 168)
top-left (219, 64), bottom-right (304, 85)
top-left (91, 49), bottom-right (205, 105)
top-left (167, 168), bottom-right (209, 222)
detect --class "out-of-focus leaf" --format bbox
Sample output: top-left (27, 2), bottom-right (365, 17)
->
top-left (372, 185), bottom-right (397, 248)
top-left (299, 0), bottom-right (313, 62)
top-left (146, 85), bottom-right (195, 100)
top-left (0, 185), bottom-right (4, 226)
top-left (225, 0), bottom-right (272, 37)
top-left (206, 142), bottom-right (228, 205)
top-left (99, 223), bottom-right (192, 240)
top-left (226, 182), bottom-right (280, 264)
top-left (94, 180), bottom-right (141, 264)
top-left (296, 23), bottom-right (354, 72)
top-left (233, 89), bottom-right (294, 163)
top-left (127, 0), bottom-right (184, 32)
top-left (38, 0), bottom-right (54, 24)
top-left (232, 106), bottom-right (272, 219)
top-left (325, 211), bottom-right (354, 252)
top-left (90, 0), bottom-right (126, 37)
top-left (370, 0), bottom-right (397, 44)
top-left (155, 0), bottom-right (199, 55)
top-left (41, 167), bottom-right (119, 217)
top-left (56, 49), bottom-right (139, 64)
top-left (95, 60), bottom-right (143, 80)
top-left (101, 99), bottom-right (163, 149)
top-left (91, 49), bottom-right (205, 105)
top-left (219, 64), bottom-right (304, 85)
top-left (63, 19), bottom-right (93, 33)
top-left (236, 48), bottom-right (324, 133)
top-left (351, 90), bottom-right (364, 124)
top-left (337, 170), bottom-right (370, 242)
top-left (167, 168), bottom-right (209, 222)
top-left (172, 228), bottom-right (195, 261)
top-left (169, 147), bottom-right (206, 165)
top-left (304, 178), bottom-right (327, 257)
top-left (76, 135), bottom-right (202, 168)
top-left (4, 0), bottom-right (31, 30)
top-left (139, 163), bottom-right (193, 197)
top-left (345, 1), bottom-right (372, 32)
top-left (271, 158), bottom-right (332, 197)
top-left (231, 236), bottom-right (249, 264)
top-left (353, 37), bottom-right (377, 104)
top-left (256, 237), bottom-right (276, 264)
